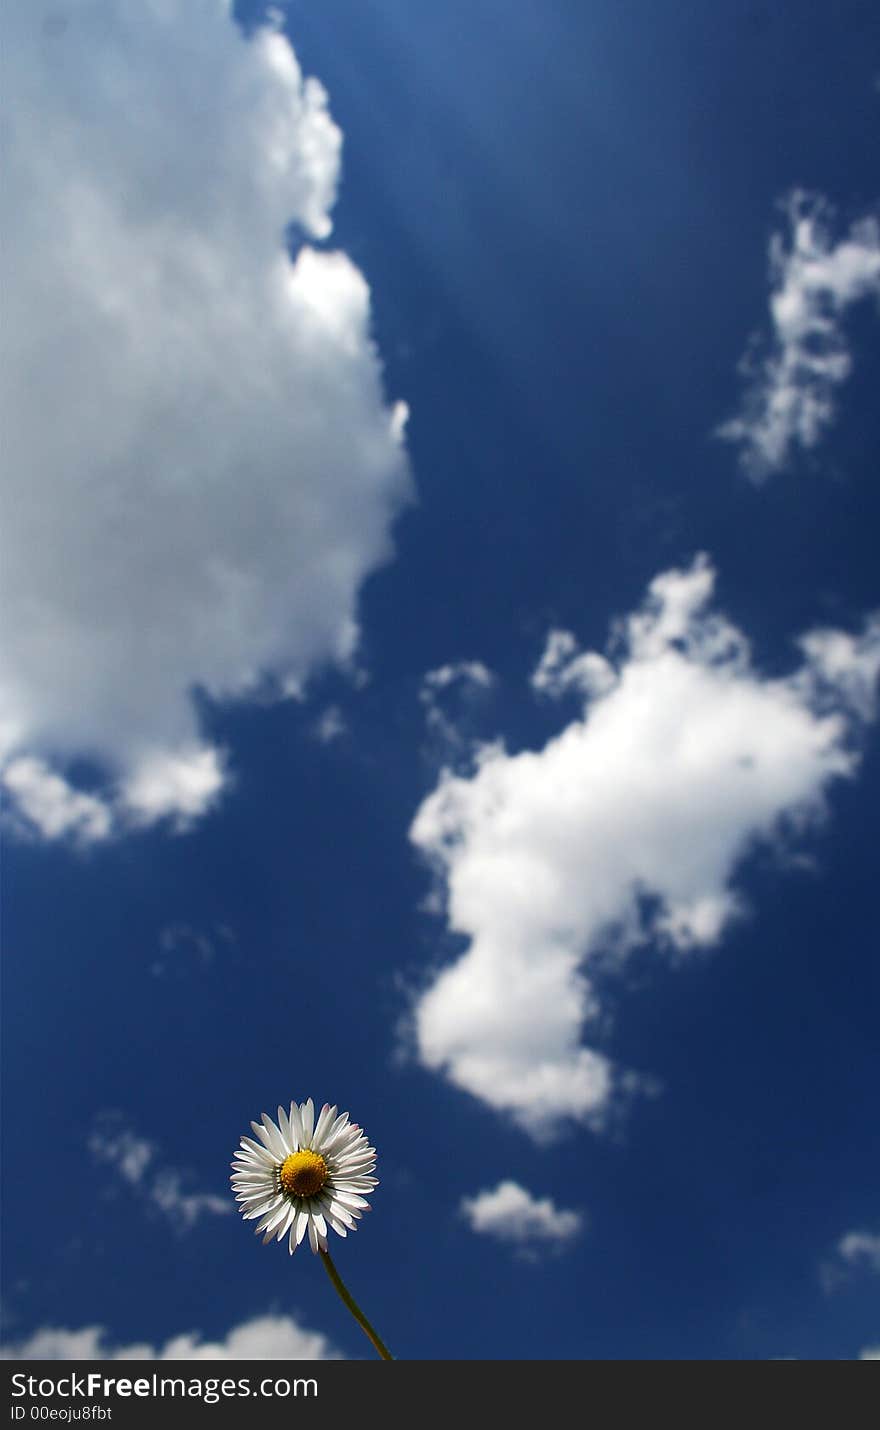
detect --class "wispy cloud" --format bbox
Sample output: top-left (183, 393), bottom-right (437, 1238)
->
top-left (90, 1126), bottom-right (154, 1186)
top-left (409, 556), bottom-right (880, 1136)
top-left (1, 1314), bottom-right (339, 1361)
top-left (822, 1228), bottom-right (880, 1290)
top-left (419, 660), bottom-right (495, 753)
top-left (718, 191), bottom-right (880, 479)
top-left (0, 2), bottom-right (411, 841)
top-left (153, 922), bottom-right (235, 978)
top-left (838, 1231), bottom-right (880, 1273)
top-left (89, 1116), bottom-right (230, 1231)
top-left (461, 1181), bottom-right (583, 1257)
top-left (312, 705), bottom-right (348, 744)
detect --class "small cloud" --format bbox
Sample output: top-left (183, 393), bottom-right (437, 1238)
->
top-left (460, 1180), bottom-right (583, 1257)
top-left (530, 629), bottom-right (617, 702)
top-left (718, 190), bottom-right (880, 479)
top-left (820, 1228), bottom-right (880, 1292)
top-left (1, 757), bottom-right (112, 845)
top-left (0, 1314), bottom-right (339, 1361)
top-left (88, 1125), bottom-right (154, 1186)
top-left (89, 1114), bottom-right (230, 1231)
top-left (149, 1172), bottom-right (231, 1232)
top-left (1, 745), bottom-right (228, 846)
top-left (861, 1345), bottom-right (880, 1360)
top-left (796, 620), bottom-right (880, 724)
top-left (312, 705), bottom-right (347, 743)
top-left (418, 660), bottom-right (495, 752)
top-left (153, 922), bottom-right (235, 977)
top-left (421, 662), bottom-right (494, 696)
top-left (122, 745), bottom-right (227, 830)
top-left (838, 1231), bottom-right (880, 1274)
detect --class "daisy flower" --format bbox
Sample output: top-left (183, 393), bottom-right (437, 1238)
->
top-left (231, 1099), bottom-right (378, 1256)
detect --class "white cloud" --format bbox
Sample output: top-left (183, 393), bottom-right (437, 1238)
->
top-left (838, 1231), bottom-right (880, 1274)
top-left (719, 191), bottom-right (880, 479)
top-left (0, 1313), bottom-right (338, 1361)
top-left (89, 1126), bottom-right (154, 1185)
top-left (121, 746), bottom-right (227, 830)
top-left (861, 1346), bottom-right (880, 1360)
top-left (797, 624), bottom-right (880, 724)
top-left (154, 921), bottom-right (234, 976)
top-left (530, 631), bottom-right (616, 702)
top-left (422, 662), bottom-right (495, 695)
top-left (89, 1116), bottom-right (230, 1229)
top-left (461, 1180), bottom-right (583, 1253)
top-left (148, 1172), bottom-right (231, 1231)
top-left (409, 556), bottom-right (880, 1137)
top-left (1, 757), bottom-right (113, 844)
top-left (0, 1), bottom-right (411, 840)
top-left (313, 704), bottom-right (347, 743)
top-left (419, 661), bottom-right (495, 751)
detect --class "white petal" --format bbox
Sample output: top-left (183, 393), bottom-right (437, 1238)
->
top-left (329, 1127), bottom-right (362, 1155)
top-left (275, 1204), bottom-right (297, 1242)
top-left (332, 1158), bottom-right (376, 1178)
top-left (330, 1198), bottom-right (362, 1221)
top-left (250, 1120), bottom-right (276, 1152)
top-left (330, 1190), bottom-right (370, 1210)
top-left (332, 1149), bottom-right (375, 1173)
top-left (331, 1141), bottom-right (372, 1162)
top-left (295, 1207), bottom-right (310, 1245)
top-left (277, 1105), bottom-right (294, 1152)
top-left (239, 1136), bottom-right (276, 1166)
top-left (261, 1113), bottom-right (289, 1160)
top-left (323, 1199), bottom-right (356, 1230)
top-left (312, 1103), bottom-right (335, 1150)
top-left (319, 1112), bottom-right (351, 1154)
top-left (300, 1099), bottom-right (315, 1146)
top-left (231, 1151), bottom-right (266, 1168)
top-left (263, 1201), bottom-right (292, 1235)
top-left (308, 1216), bottom-right (319, 1254)
top-left (245, 1198), bottom-right (282, 1222)
top-left (287, 1102), bottom-right (304, 1150)
top-left (238, 1192), bottom-right (277, 1212)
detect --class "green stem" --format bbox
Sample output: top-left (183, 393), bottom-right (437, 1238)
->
top-left (319, 1248), bottom-right (394, 1361)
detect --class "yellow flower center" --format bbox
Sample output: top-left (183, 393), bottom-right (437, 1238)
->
top-left (279, 1150), bottom-right (328, 1199)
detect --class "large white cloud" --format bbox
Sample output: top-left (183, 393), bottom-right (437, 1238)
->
top-left (0, 1314), bottom-right (338, 1360)
top-left (719, 191), bottom-right (880, 479)
top-left (409, 556), bottom-right (880, 1137)
top-left (0, 1), bottom-right (411, 837)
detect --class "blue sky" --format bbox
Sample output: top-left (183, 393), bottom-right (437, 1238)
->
top-left (2, 0), bottom-right (879, 1362)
